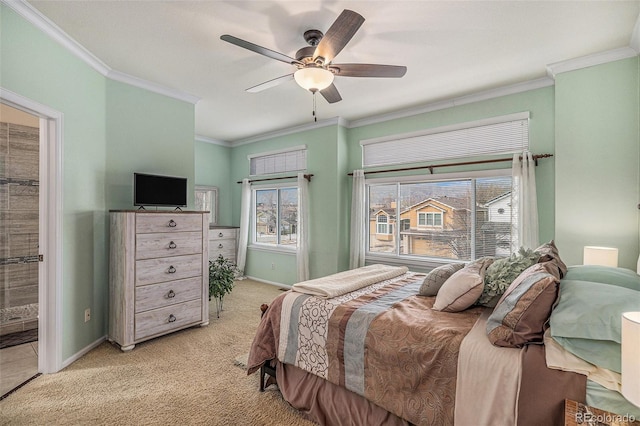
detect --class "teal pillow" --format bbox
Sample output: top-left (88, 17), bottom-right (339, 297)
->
top-left (549, 280), bottom-right (640, 372)
top-left (563, 265), bottom-right (640, 291)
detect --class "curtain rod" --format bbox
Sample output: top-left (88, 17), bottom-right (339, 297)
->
top-left (347, 153), bottom-right (553, 177)
top-left (236, 174), bottom-right (313, 184)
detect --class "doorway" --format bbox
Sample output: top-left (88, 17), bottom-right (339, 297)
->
top-left (0, 89), bottom-right (62, 398)
top-left (0, 104), bottom-right (40, 397)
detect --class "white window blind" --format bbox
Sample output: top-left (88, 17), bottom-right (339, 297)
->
top-left (361, 112), bottom-right (529, 167)
top-left (249, 146), bottom-right (307, 176)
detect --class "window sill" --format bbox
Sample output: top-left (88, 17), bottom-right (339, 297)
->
top-left (248, 244), bottom-right (296, 255)
top-left (365, 253), bottom-right (465, 273)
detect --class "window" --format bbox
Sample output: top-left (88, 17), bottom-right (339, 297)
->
top-left (418, 212), bottom-right (443, 228)
top-left (253, 186), bottom-right (298, 248)
top-left (361, 112), bottom-right (529, 167)
top-left (366, 171), bottom-right (516, 262)
top-left (195, 185), bottom-right (218, 226)
top-left (376, 214), bottom-right (389, 234)
top-left (249, 146), bottom-right (307, 176)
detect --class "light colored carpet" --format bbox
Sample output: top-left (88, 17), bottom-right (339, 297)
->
top-left (0, 280), bottom-right (314, 425)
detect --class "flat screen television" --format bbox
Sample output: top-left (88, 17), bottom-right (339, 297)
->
top-left (134, 173), bottom-right (188, 208)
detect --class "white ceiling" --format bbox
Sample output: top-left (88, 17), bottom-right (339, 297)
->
top-left (26, 1), bottom-right (640, 143)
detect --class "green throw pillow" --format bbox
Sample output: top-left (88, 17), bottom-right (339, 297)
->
top-left (476, 247), bottom-right (539, 307)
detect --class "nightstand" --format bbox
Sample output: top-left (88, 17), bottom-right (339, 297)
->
top-left (564, 399), bottom-right (640, 426)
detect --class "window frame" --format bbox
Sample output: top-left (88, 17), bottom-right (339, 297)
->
top-left (250, 182), bottom-right (299, 253)
top-left (376, 214), bottom-right (390, 235)
top-left (364, 168), bottom-right (513, 269)
top-left (194, 185), bottom-right (218, 227)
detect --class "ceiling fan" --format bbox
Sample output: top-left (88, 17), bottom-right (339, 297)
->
top-left (221, 9), bottom-right (407, 104)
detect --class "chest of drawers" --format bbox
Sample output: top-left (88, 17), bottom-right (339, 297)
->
top-left (109, 211), bottom-right (209, 351)
top-left (209, 226), bottom-right (238, 263)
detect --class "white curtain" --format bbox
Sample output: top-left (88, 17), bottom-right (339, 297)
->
top-left (349, 170), bottom-right (366, 269)
top-left (511, 151), bottom-right (539, 249)
top-left (236, 178), bottom-right (251, 276)
top-left (297, 173), bottom-right (310, 282)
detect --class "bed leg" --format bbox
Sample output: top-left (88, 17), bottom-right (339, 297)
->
top-left (260, 360), bottom-right (277, 392)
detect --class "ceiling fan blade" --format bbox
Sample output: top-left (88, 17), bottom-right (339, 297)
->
top-left (329, 63), bottom-right (407, 78)
top-left (246, 74), bottom-right (294, 93)
top-left (221, 34), bottom-right (302, 65)
top-left (320, 83), bottom-right (342, 103)
top-left (313, 10), bottom-right (365, 64)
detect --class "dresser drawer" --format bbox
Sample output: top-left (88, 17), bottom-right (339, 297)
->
top-left (209, 240), bottom-right (236, 261)
top-left (136, 232), bottom-right (202, 260)
top-left (135, 277), bottom-right (203, 313)
top-left (135, 299), bottom-right (202, 341)
top-left (209, 228), bottom-right (237, 241)
top-left (136, 214), bottom-right (202, 234)
top-left (135, 254), bottom-right (202, 286)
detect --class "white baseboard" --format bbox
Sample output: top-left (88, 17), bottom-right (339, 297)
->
top-left (61, 335), bottom-right (106, 370)
top-left (245, 276), bottom-right (291, 289)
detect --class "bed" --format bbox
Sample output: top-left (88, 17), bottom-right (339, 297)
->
top-left (247, 242), bottom-right (640, 425)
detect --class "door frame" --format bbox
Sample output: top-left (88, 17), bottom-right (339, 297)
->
top-left (1, 87), bottom-right (63, 374)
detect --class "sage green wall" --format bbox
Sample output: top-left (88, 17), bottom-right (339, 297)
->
top-left (555, 57), bottom-right (640, 269)
top-left (1, 4), bottom-right (108, 360)
top-left (225, 88), bottom-right (558, 285)
top-left (194, 141), bottom-right (232, 225)
top-left (105, 80), bottom-right (195, 210)
top-left (2, 4), bottom-right (198, 363)
top-left (229, 125), bottom-right (343, 285)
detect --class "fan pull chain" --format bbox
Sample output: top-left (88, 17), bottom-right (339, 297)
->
top-left (311, 88), bottom-right (317, 122)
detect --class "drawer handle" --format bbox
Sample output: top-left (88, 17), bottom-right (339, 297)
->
top-left (167, 290), bottom-right (176, 298)
top-left (168, 314), bottom-right (176, 323)
top-left (168, 241), bottom-right (177, 249)
top-left (218, 232), bottom-right (224, 238)
top-left (168, 219), bottom-right (177, 228)
top-left (168, 265), bottom-right (176, 274)
top-left (218, 243), bottom-right (223, 249)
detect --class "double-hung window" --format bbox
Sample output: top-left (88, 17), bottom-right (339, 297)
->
top-left (253, 186), bottom-right (298, 249)
top-left (248, 146), bottom-right (306, 251)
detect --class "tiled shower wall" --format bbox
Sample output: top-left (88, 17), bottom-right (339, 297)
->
top-left (0, 122), bottom-right (39, 334)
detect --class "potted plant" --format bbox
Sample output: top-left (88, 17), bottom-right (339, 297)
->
top-left (208, 254), bottom-right (238, 318)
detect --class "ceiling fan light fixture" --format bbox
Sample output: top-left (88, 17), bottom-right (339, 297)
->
top-left (294, 67), bottom-right (334, 92)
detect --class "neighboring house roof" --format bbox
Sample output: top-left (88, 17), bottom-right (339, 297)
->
top-left (371, 208), bottom-right (396, 218)
top-left (484, 191), bottom-right (512, 206)
top-left (401, 196), bottom-right (474, 215)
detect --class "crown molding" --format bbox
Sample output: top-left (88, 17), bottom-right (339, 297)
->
top-left (107, 70), bottom-right (200, 104)
top-left (347, 77), bottom-right (553, 130)
top-left (231, 116), bottom-right (347, 147)
top-left (195, 134), bottom-right (232, 147)
top-left (3, 0), bottom-right (200, 105)
top-left (546, 47), bottom-right (639, 78)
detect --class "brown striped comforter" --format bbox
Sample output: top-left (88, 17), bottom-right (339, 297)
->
top-left (247, 271), bottom-right (483, 425)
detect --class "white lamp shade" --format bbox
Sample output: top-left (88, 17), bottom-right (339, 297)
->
top-left (294, 67), bottom-right (334, 91)
top-left (622, 312), bottom-right (640, 407)
top-left (583, 246), bottom-right (618, 267)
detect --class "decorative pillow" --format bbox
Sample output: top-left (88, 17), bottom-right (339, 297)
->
top-left (486, 262), bottom-right (560, 348)
top-left (477, 247), bottom-right (539, 307)
top-left (549, 280), bottom-right (640, 373)
top-left (418, 262), bottom-right (465, 296)
top-left (433, 257), bottom-right (493, 312)
top-left (563, 265), bottom-right (640, 291)
top-left (534, 240), bottom-right (567, 279)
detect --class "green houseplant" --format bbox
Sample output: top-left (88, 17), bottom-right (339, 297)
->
top-left (208, 254), bottom-right (238, 318)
